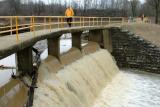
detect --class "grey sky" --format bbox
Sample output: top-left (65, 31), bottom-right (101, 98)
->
top-left (0, 0), bottom-right (146, 4)
top-left (141, 0), bottom-right (145, 3)
top-left (43, 0), bottom-right (146, 4)
top-left (0, 0), bottom-right (146, 3)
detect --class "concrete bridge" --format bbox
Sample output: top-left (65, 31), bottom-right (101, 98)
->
top-left (1, 16), bottom-right (160, 107)
top-left (0, 16), bottom-right (124, 75)
top-left (0, 16), bottom-right (125, 107)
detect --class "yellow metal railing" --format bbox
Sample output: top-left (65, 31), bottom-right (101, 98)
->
top-left (0, 16), bottom-right (125, 41)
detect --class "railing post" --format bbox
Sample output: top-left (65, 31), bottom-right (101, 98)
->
top-left (80, 17), bottom-right (81, 27)
top-left (58, 17), bottom-right (60, 29)
top-left (17, 47), bottom-right (33, 76)
top-left (89, 18), bottom-right (90, 26)
top-left (83, 17), bottom-right (85, 27)
top-left (101, 18), bottom-right (103, 26)
top-left (92, 18), bottom-right (93, 26)
top-left (72, 17), bottom-right (74, 27)
top-left (44, 17), bottom-right (46, 30)
top-left (23, 17), bottom-right (25, 28)
top-left (10, 17), bottom-right (12, 35)
top-left (61, 17), bottom-right (63, 28)
top-left (109, 17), bottom-right (111, 25)
top-left (49, 17), bottom-right (52, 32)
top-left (122, 17), bottom-right (124, 25)
top-left (30, 17), bottom-right (32, 32)
top-left (32, 16), bottom-right (35, 36)
top-left (15, 16), bottom-right (19, 41)
top-left (93, 18), bottom-right (95, 26)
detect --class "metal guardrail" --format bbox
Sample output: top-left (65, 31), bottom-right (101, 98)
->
top-left (0, 16), bottom-right (125, 41)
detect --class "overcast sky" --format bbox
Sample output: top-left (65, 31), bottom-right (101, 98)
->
top-left (43, 0), bottom-right (146, 4)
top-left (45, 0), bottom-right (146, 6)
top-left (141, 0), bottom-right (145, 3)
top-left (0, 0), bottom-right (146, 3)
top-left (0, 0), bottom-right (146, 4)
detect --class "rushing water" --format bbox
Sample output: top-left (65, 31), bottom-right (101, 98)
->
top-left (93, 70), bottom-right (160, 107)
top-left (33, 49), bottom-right (119, 107)
top-left (33, 49), bottom-right (160, 107)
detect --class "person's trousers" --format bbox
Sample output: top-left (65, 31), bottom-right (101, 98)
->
top-left (66, 17), bottom-right (72, 27)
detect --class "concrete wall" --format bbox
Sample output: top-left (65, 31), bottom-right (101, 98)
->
top-left (111, 28), bottom-right (160, 73)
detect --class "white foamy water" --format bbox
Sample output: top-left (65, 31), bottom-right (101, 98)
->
top-left (93, 70), bottom-right (160, 107)
top-left (33, 49), bottom-right (119, 107)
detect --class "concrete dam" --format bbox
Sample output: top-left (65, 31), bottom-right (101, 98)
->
top-left (0, 16), bottom-right (160, 107)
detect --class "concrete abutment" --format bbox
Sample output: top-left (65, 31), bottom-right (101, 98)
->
top-left (17, 47), bottom-right (33, 76)
top-left (89, 29), bottom-right (103, 46)
top-left (102, 29), bottom-right (113, 52)
top-left (72, 32), bottom-right (82, 50)
top-left (48, 36), bottom-right (60, 60)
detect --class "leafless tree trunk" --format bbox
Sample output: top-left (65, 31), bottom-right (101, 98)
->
top-left (147, 0), bottom-right (160, 24)
top-left (6, 0), bottom-right (21, 15)
top-left (130, 0), bottom-right (140, 17)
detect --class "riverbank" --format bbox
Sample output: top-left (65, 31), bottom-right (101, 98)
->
top-left (123, 23), bottom-right (160, 47)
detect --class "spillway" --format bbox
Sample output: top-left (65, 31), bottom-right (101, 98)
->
top-left (33, 49), bottom-right (119, 107)
top-left (33, 49), bottom-right (160, 107)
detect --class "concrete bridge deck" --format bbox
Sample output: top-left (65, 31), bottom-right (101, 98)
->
top-left (0, 25), bottom-right (121, 60)
top-left (1, 22), bottom-right (159, 60)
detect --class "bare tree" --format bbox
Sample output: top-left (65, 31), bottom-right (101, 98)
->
top-left (121, 0), bottom-right (130, 16)
top-left (83, 0), bottom-right (93, 16)
top-left (147, 0), bottom-right (160, 24)
top-left (6, 0), bottom-right (21, 15)
top-left (34, 0), bottom-right (45, 15)
top-left (130, 0), bottom-right (140, 17)
top-left (0, 0), bottom-right (149, 18)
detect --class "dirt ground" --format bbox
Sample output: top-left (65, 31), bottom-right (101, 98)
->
top-left (122, 23), bottom-right (160, 47)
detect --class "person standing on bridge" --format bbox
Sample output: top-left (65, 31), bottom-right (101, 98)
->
top-left (65, 6), bottom-right (74, 27)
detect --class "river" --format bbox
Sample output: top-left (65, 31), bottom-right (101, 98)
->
top-left (93, 70), bottom-right (160, 107)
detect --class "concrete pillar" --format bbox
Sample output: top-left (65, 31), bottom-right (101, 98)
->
top-left (48, 36), bottom-right (60, 60)
top-left (72, 32), bottom-right (82, 50)
top-left (103, 29), bottom-right (113, 52)
top-left (89, 30), bottom-right (103, 46)
top-left (17, 47), bottom-right (33, 76)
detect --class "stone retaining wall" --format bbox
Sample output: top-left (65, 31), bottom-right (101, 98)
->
top-left (111, 28), bottom-right (160, 73)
